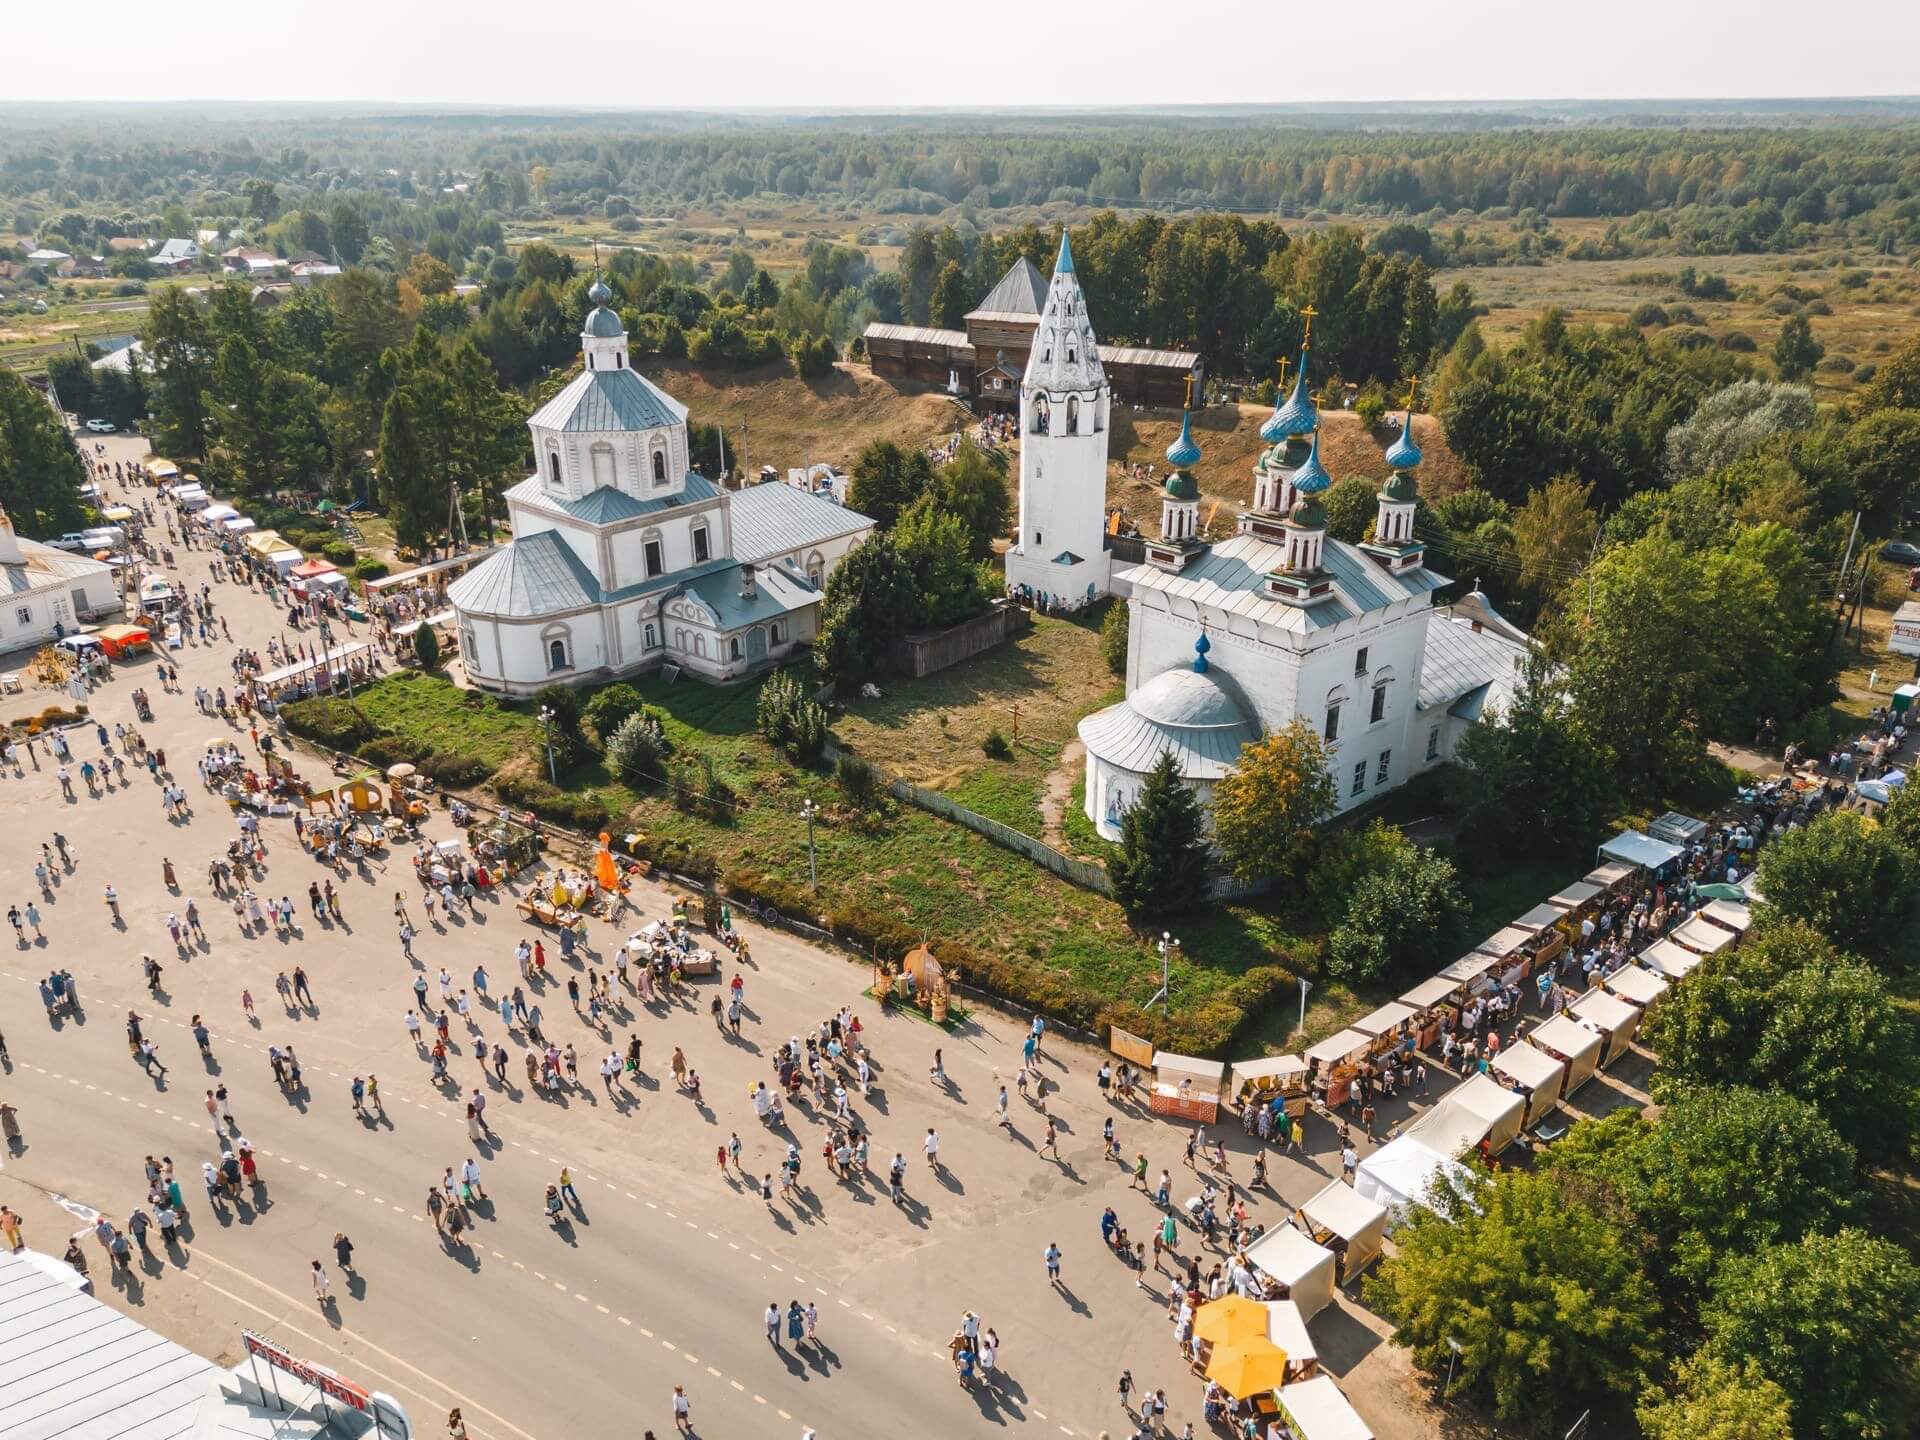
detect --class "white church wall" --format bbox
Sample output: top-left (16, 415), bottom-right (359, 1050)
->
top-left (605, 500), bottom-right (727, 590)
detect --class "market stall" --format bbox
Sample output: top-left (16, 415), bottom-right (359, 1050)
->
top-left (1602, 963), bottom-right (1670, 1011)
top-left (290, 558), bottom-right (349, 596)
top-left (1350, 1001), bottom-right (1417, 1058)
top-left (1397, 975), bottom-right (1463, 1051)
top-left (1637, 936), bottom-right (1705, 982)
top-left (1241, 1223), bottom-right (1336, 1321)
top-left (1409, 1072), bottom-right (1525, 1158)
top-left (1488, 1041), bottom-right (1564, 1129)
top-left (1583, 860), bottom-right (1636, 890)
top-left (1669, 916), bottom-right (1736, 957)
top-left (1597, 829), bottom-right (1684, 877)
top-left (1569, 989), bottom-right (1642, 1066)
top-left (1544, 878), bottom-right (1604, 919)
top-left (1699, 899), bottom-right (1753, 936)
top-left (1263, 1299), bottom-right (1319, 1382)
top-left (250, 641), bottom-right (372, 701)
top-left (1294, 1180), bottom-right (1388, 1281)
top-left (1527, 1014), bottom-right (1603, 1096)
top-left (201, 504), bottom-right (239, 524)
top-left (1304, 1029), bottom-right (1373, 1109)
top-left (1149, 1052), bottom-right (1225, 1124)
top-left (1507, 902), bottom-right (1569, 967)
top-left (1274, 1375), bottom-right (1375, 1440)
top-left (1228, 1056), bottom-right (1309, 1120)
top-left (1354, 1134), bottom-right (1474, 1228)
top-left (1473, 925), bottom-right (1538, 989)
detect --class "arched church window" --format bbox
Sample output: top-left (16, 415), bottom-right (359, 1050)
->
top-left (1067, 344), bottom-right (1076, 365)
top-left (547, 451), bottom-right (561, 487)
top-left (1066, 396), bottom-right (1080, 435)
top-left (1032, 398), bottom-right (1049, 435)
top-left (651, 449), bottom-right (667, 485)
top-left (541, 623), bottom-right (571, 673)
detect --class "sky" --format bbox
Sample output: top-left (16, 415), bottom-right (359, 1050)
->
top-left (7, 0), bottom-right (1918, 107)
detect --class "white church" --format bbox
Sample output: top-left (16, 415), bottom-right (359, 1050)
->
top-left (450, 281), bottom-right (873, 692)
top-left (1030, 249), bottom-right (1534, 840)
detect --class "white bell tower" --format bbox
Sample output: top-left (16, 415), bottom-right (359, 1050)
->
top-left (1005, 233), bottom-right (1113, 611)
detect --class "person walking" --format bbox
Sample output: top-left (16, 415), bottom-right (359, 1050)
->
top-left (1043, 1241), bottom-right (1063, 1286)
top-left (310, 1260), bottom-right (330, 1305)
top-left (334, 1232), bottom-right (355, 1274)
top-left (924, 1127), bottom-right (941, 1170)
top-left (670, 1386), bottom-right (691, 1434)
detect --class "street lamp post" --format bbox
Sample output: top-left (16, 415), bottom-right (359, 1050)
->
top-left (1147, 931), bottom-right (1179, 1013)
top-left (538, 706), bottom-right (557, 784)
top-left (1296, 976), bottom-right (1313, 1035)
top-left (801, 798), bottom-right (819, 890)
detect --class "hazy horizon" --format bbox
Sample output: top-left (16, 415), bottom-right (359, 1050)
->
top-left (9, 0), bottom-right (1919, 109)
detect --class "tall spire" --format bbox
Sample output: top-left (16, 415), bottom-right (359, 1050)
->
top-left (1261, 339), bottom-right (1318, 444)
top-left (1384, 374), bottom-right (1423, 470)
top-left (1055, 229), bottom-right (1075, 275)
top-left (1023, 230), bottom-right (1104, 395)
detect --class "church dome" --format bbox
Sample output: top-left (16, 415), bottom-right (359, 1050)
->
top-left (1290, 428), bottom-right (1332, 495)
top-left (585, 306), bottom-right (624, 339)
top-left (1129, 665), bottom-right (1251, 731)
top-left (1384, 413), bottom-right (1423, 470)
top-left (1077, 660), bottom-right (1261, 781)
top-left (587, 277), bottom-right (613, 306)
top-left (1260, 348), bottom-right (1317, 442)
top-left (1165, 410), bottom-right (1202, 470)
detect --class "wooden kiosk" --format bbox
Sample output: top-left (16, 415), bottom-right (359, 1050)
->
top-left (1570, 989), bottom-right (1642, 1066)
top-left (1304, 1030), bottom-right (1372, 1109)
top-left (1228, 1056), bottom-right (1309, 1121)
top-left (1150, 1052), bottom-right (1225, 1124)
top-left (1397, 975), bottom-right (1461, 1051)
top-left (1350, 1002), bottom-right (1418, 1059)
top-left (1602, 963), bottom-right (1670, 1011)
top-left (1528, 1014), bottom-right (1603, 1096)
top-left (1294, 1179), bottom-right (1389, 1281)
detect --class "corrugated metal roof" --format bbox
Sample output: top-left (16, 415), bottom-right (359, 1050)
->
top-left (1077, 669), bottom-right (1261, 780)
top-left (504, 472), bottom-right (720, 525)
top-left (1122, 533), bottom-right (1444, 636)
top-left (862, 322), bottom-right (968, 348)
top-left (529, 367), bottom-right (686, 434)
top-left (448, 530), bottom-right (600, 617)
top-left (968, 258), bottom-right (1047, 320)
top-left (1417, 613), bottom-right (1530, 711)
top-left (683, 563), bottom-right (820, 629)
top-left (728, 483), bottom-right (873, 568)
top-left (1098, 344), bottom-right (1201, 370)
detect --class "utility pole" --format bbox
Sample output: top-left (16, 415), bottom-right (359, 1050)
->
top-left (1829, 511), bottom-right (1863, 648)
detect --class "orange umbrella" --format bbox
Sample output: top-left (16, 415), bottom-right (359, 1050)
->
top-left (1206, 1336), bottom-right (1289, 1399)
top-left (1192, 1295), bottom-right (1270, 1345)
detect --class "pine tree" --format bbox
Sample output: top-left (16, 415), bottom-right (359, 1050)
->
top-left (1110, 750), bottom-right (1210, 921)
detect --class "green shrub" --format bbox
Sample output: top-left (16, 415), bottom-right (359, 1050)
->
top-left (532, 684), bottom-right (588, 768)
top-left (1100, 602), bottom-right (1129, 676)
top-left (1354, 383), bottom-right (1388, 429)
top-left (322, 541), bottom-right (357, 566)
top-left (491, 773), bottom-right (609, 832)
top-left (585, 683), bottom-right (645, 742)
top-left (282, 696), bottom-right (375, 750)
top-left (424, 753), bottom-right (493, 787)
top-left (756, 669), bottom-right (827, 763)
top-left (722, 866), bottom-right (819, 921)
top-left (606, 707), bottom-right (669, 782)
top-left (412, 623), bottom-right (440, 671)
top-left (980, 728), bottom-right (1013, 760)
top-left (834, 752), bottom-right (882, 808)
top-left (354, 558), bottom-right (390, 580)
top-left (359, 734), bottom-right (433, 769)
top-left (629, 835), bottom-right (717, 882)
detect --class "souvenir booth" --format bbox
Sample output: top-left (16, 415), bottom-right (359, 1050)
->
top-left (1294, 1180), bottom-right (1389, 1282)
top-left (1473, 925), bottom-right (1538, 991)
top-left (1488, 1041), bottom-right (1565, 1129)
top-left (1262, 1300), bottom-right (1320, 1382)
top-left (1397, 975), bottom-right (1462, 1051)
top-left (1411, 1072), bottom-right (1525, 1158)
top-left (1670, 916), bottom-right (1736, 958)
top-left (1602, 963), bottom-right (1670, 1012)
top-left (1274, 1375), bottom-right (1374, 1440)
top-left (1229, 1056), bottom-right (1309, 1121)
top-left (1583, 860), bottom-right (1636, 891)
top-left (1510, 903), bottom-right (1570, 968)
top-left (1637, 937), bottom-right (1705, 982)
top-left (1304, 1029), bottom-right (1372, 1109)
top-left (1350, 1001), bottom-right (1418, 1059)
top-left (1545, 878), bottom-right (1605, 922)
top-left (1699, 899), bottom-right (1753, 937)
top-left (1241, 1223), bottom-right (1336, 1321)
top-left (1597, 829), bottom-right (1684, 879)
top-left (1570, 989), bottom-right (1642, 1066)
top-left (1354, 1135), bottom-right (1475, 1229)
top-left (1150, 1052), bottom-right (1225, 1124)
top-left (1527, 1014), bottom-right (1603, 1096)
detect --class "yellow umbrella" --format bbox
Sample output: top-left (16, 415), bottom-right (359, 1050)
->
top-left (1207, 1337), bottom-right (1289, 1399)
top-left (1192, 1295), bottom-right (1270, 1345)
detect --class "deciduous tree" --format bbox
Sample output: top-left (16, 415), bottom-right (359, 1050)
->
top-left (1754, 809), bottom-right (1916, 969)
top-left (1210, 720), bottom-right (1336, 882)
top-left (1637, 1354), bottom-right (1795, 1440)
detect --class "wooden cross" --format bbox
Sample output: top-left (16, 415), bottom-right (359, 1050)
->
top-left (1276, 355), bottom-right (1291, 390)
top-left (1403, 373), bottom-right (1420, 411)
top-left (1184, 371), bottom-right (1194, 410)
top-left (1300, 304), bottom-right (1318, 345)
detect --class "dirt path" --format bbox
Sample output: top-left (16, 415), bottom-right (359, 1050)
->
top-left (1039, 738), bottom-right (1083, 849)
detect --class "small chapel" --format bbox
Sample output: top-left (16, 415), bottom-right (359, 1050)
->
top-left (450, 281), bottom-right (873, 692)
top-left (1077, 327), bottom-right (1534, 842)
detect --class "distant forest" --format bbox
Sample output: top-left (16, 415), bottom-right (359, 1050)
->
top-left (4, 108), bottom-right (1920, 248)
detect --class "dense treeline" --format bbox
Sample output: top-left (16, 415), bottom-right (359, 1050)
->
top-left (5, 113), bottom-right (1920, 246)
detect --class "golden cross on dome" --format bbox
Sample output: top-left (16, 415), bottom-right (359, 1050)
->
top-left (1300, 304), bottom-right (1318, 345)
top-left (1404, 374), bottom-right (1420, 410)
top-left (1276, 355), bottom-right (1291, 389)
top-left (1184, 372), bottom-right (1194, 410)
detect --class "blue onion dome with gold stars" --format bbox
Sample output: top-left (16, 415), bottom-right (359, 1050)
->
top-left (1384, 411), bottom-right (1423, 470)
top-left (1290, 427), bottom-right (1332, 495)
top-left (1261, 348), bottom-right (1318, 443)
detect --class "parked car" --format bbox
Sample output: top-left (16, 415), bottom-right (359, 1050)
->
top-left (83, 419), bottom-right (116, 433)
top-left (1880, 541), bottom-right (1920, 565)
top-left (46, 533), bottom-right (91, 552)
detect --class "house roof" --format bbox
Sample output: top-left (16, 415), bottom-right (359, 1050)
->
top-left (680, 562), bottom-right (819, 629)
top-left (152, 238), bottom-right (196, 260)
top-left (862, 322), bottom-right (968, 348)
top-left (1097, 344), bottom-right (1202, 371)
top-left (1120, 532), bottom-right (1449, 638)
top-left (503, 471), bottom-right (720, 526)
top-left (447, 530), bottom-right (601, 618)
top-left (529, 366), bottom-right (686, 434)
top-left (3, 537), bottom-right (114, 594)
top-left (728, 482), bottom-right (873, 568)
top-left (966, 257), bottom-right (1048, 322)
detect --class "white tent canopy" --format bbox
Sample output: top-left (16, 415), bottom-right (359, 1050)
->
top-left (200, 503), bottom-right (239, 522)
top-left (1242, 1223), bottom-right (1337, 1320)
top-left (1604, 964), bottom-right (1670, 1009)
top-left (1700, 899), bottom-right (1753, 934)
top-left (1511, 902), bottom-right (1566, 932)
top-left (1638, 937), bottom-right (1705, 981)
top-left (1351, 1001), bottom-right (1416, 1039)
top-left (1583, 860), bottom-right (1636, 889)
top-left (1276, 1375), bottom-right (1375, 1440)
top-left (1570, 989), bottom-right (1642, 1063)
top-left (1528, 1014), bottom-right (1603, 1094)
top-left (1305, 1029), bottom-right (1372, 1068)
top-left (1354, 1134), bottom-right (1474, 1229)
top-left (1474, 925), bottom-right (1536, 962)
top-left (1398, 975), bottom-right (1460, 1009)
top-left (1228, 1054), bottom-right (1307, 1098)
top-left (1547, 879), bottom-right (1603, 911)
top-left (1296, 1179), bottom-right (1389, 1276)
top-left (1437, 951), bottom-right (1497, 985)
top-left (1670, 917), bottom-right (1735, 956)
top-left (1263, 1299), bottom-right (1317, 1373)
top-left (1489, 1041), bottom-right (1565, 1127)
top-left (1599, 829), bottom-right (1683, 871)
top-left (1412, 1071), bottom-right (1525, 1156)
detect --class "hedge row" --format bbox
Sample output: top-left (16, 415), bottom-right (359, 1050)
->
top-left (492, 773), bottom-right (610, 833)
top-left (357, 733), bottom-right (494, 787)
